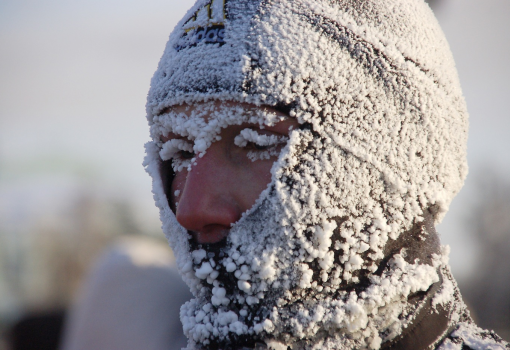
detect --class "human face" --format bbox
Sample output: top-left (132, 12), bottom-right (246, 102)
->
top-left (161, 102), bottom-right (299, 245)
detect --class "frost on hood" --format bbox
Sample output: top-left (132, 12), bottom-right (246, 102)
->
top-left (437, 322), bottom-right (509, 350)
top-left (144, 0), bottom-right (472, 349)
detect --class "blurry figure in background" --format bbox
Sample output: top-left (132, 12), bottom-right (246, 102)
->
top-left (0, 188), bottom-right (143, 350)
top-left (60, 236), bottom-right (191, 350)
top-left (143, 0), bottom-right (509, 349)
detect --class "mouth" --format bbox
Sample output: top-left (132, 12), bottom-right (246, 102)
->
top-left (189, 231), bottom-right (229, 256)
top-left (189, 224), bottom-right (230, 244)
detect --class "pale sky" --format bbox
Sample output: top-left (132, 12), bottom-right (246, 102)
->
top-left (1, 0), bottom-right (509, 281)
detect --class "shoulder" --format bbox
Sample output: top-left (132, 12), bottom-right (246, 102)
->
top-left (436, 322), bottom-right (509, 350)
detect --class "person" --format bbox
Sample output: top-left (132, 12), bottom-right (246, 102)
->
top-left (60, 236), bottom-right (191, 350)
top-left (143, 0), bottom-right (510, 349)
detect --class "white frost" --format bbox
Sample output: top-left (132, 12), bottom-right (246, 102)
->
top-left (195, 262), bottom-right (213, 280)
top-left (144, 0), bottom-right (470, 348)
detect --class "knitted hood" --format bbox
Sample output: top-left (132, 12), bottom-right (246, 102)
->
top-left (144, 0), bottom-right (469, 349)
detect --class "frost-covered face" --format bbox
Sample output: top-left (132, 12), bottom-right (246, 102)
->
top-left (145, 1), bottom-right (469, 348)
top-left (163, 102), bottom-right (298, 245)
top-left (146, 100), bottom-right (445, 350)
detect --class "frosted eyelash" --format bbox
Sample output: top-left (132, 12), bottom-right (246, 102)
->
top-left (234, 128), bottom-right (287, 147)
top-left (246, 148), bottom-right (282, 161)
top-left (159, 139), bottom-right (194, 172)
top-left (234, 128), bottom-right (288, 161)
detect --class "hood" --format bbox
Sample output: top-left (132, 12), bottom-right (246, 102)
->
top-left (144, 0), bottom-right (469, 349)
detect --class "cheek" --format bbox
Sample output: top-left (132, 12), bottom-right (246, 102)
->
top-left (255, 160), bottom-right (273, 183)
top-left (170, 170), bottom-right (187, 211)
top-left (243, 159), bottom-right (275, 201)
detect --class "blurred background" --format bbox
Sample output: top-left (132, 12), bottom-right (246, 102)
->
top-left (0, 0), bottom-right (509, 348)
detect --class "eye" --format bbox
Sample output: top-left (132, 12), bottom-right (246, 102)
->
top-left (160, 139), bottom-right (194, 160)
top-left (245, 142), bottom-right (270, 151)
top-left (233, 128), bottom-right (289, 162)
top-left (160, 139), bottom-right (195, 172)
top-left (179, 150), bottom-right (195, 159)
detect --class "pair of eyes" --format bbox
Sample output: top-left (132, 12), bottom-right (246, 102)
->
top-left (176, 140), bottom-right (277, 160)
top-left (164, 128), bottom-right (289, 163)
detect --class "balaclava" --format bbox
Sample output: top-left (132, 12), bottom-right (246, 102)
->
top-left (144, 0), bottom-right (471, 349)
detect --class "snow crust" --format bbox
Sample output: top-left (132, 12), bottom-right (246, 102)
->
top-left (450, 324), bottom-right (507, 350)
top-left (437, 322), bottom-right (509, 350)
top-left (144, 0), bottom-right (470, 348)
